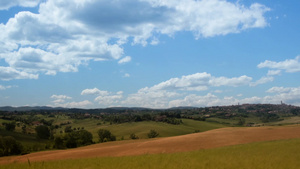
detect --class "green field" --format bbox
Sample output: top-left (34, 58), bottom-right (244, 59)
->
top-left (2, 138), bottom-right (300, 169)
top-left (52, 118), bottom-right (226, 141)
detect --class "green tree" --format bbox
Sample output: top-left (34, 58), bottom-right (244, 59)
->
top-left (0, 136), bottom-right (23, 157)
top-left (147, 129), bottom-right (159, 138)
top-left (129, 133), bottom-right (139, 139)
top-left (35, 125), bottom-right (50, 139)
top-left (64, 133), bottom-right (77, 148)
top-left (64, 126), bottom-right (73, 133)
top-left (54, 136), bottom-right (65, 149)
top-left (77, 130), bottom-right (93, 146)
top-left (2, 122), bottom-right (16, 131)
top-left (97, 129), bottom-right (116, 143)
top-left (237, 118), bottom-right (245, 126)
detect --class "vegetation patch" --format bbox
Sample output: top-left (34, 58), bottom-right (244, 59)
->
top-left (2, 138), bottom-right (300, 169)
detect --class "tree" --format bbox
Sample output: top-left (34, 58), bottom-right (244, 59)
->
top-left (77, 130), bottom-right (93, 146)
top-left (21, 125), bottom-right (27, 134)
top-left (97, 129), bottom-right (116, 143)
top-left (0, 136), bottom-right (23, 157)
top-left (64, 133), bottom-right (77, 148)
top-left (129, 133), bottom-right (139, 139)
top-left (64, 126), bottom-right (73, 133)
top-left (35, 125), bottom-right (50, 139)
top-left (54, 136), bottom-right (65, 149)
top-left (237, 118), bottom-right (245, 126)
top-left (2, 122), bottom-right (16, 131)
top-left (147, 129), bottom-right (159, 138)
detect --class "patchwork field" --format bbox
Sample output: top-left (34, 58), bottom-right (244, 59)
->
top-left (1, 125), bottom-right (300, 166)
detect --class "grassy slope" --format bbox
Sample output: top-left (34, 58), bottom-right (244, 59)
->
top-left (52, 118), bottom-right (226, 141)
top-left (2, 138), bottom-right (300, 169)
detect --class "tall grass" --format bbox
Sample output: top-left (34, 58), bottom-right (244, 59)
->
top-left (2, 138), bottom-right (300, 169)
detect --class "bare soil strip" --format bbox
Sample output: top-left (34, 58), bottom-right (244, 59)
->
top-left (1, 125), bottom-right (300, 164)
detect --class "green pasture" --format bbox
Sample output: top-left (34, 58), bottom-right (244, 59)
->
top-left (2, 138), bottom-right (300, 169)
top-left (60, 118), bottom-right (226, 141)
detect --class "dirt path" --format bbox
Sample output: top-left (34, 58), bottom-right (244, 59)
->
top-left (1, 125), bottom-right (300, 164)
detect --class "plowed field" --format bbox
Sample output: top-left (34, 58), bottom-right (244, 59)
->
top-left (1, 125), bottom-right (300, 164)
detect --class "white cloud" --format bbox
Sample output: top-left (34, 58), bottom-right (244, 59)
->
top-left (51, 95), bottom-right (72, 100)
top-left (0, 0), bottom-right (270, 80)
top-left (250, 76), bottom-right (274, 87)
top-left (266, 86), bottom-right (292, 93)
top-left (123, 73), bottom-right (130, 78)
top-left (267, 70), bottom-right (281, 76)
top-left (122, 89), bottom-right (179, 108)
top-left (52, 100), bottom-right (93, 108)
top-left (168, 86), bottom-right (300, 107)
top-left (118, 56), bottom-right (132, 64)
top-left (258, 56), bottom-right (300, 73)
top-left (169, 93), bottom-right (239, 108)
top-left (147, 72), bottom-right (252, 92)
top-left (95, 91), bottom-right (123, 106)
top-left (0, 0), bottom-right (40, 10)
top-left (121, 72), bottom-right (253, 108)
top-left (0, 85), bottom-right (11, 90)
top-left (0, 66), bottom-right (38, 81)
top-left (81, 88), bottom-right (109, 96)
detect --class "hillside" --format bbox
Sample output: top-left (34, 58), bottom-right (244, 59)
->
top-left (1, 125), bottom-right (300, 165)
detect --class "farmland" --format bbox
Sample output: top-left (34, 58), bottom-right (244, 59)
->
top-left (0, 104), bottom-right (300, 168)
top-left (1, 126), bottom-right (300, 168)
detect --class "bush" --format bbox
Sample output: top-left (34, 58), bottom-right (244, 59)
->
top-left (35, 125), bottom-right (50, 139)
top-left (147, 130), bottom-right (159, 138)
top-left (55, 130), bottom-right (93, 149)
top-left (129, 133), bottom-right (139, 140)
top-left (97, 129), bottom-right (116, 143)
top-left (77, 130), bottom-right (93, 146)
top-left (2, 122), bottom-right (16, 131)
top-left (54, 136), bottom-right (65, 149)
top-left (0, 136), bottom-right (23, 157)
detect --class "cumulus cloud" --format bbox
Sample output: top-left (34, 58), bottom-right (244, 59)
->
top-left (50, 94), bottom-right (72, 104)
top-left (250, 76), bottom-right (274, 87)
top-left (118, 56), bottom-right (132, 64)
top-left (168, 86), bottom-right (300, 107)
top-left (266, 86), bottom-right (293, 93)
top-left (52, 100), bottom-right (93, 108)
top-left (0, 0), bottom-right (270, 80)
top-left (95, 94), bottom-right (123, 106)
top-left (0, 85), bottom-right (11, 90)
top-left (0, 66), bottom-right (38, 81)
top-left (123, 73), bottom-right (130, 78)
top-left (267, 70), bottom-right (281, 76)
top-left (146, 72), bottom-right (252, 92)
top-left (122, 89), bottom-right (179, 108)
top-left (50, 95), bottom-right (72, 100)
top-left (258, 56), bottom-right (300, 73)
top-left (95, 91), bottom-right (123, 106)
top-left (169, 93), bottom-right (239, 107)
top-left (81, 88), bottom-right (109, 96)
top-left (50, 94), bottom-right (92, 108)
top-left (0, 0), bottom-right (40, 10)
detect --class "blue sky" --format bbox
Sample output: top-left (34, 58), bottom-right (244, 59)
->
top-left (0, 0), bottom-right (299, 108)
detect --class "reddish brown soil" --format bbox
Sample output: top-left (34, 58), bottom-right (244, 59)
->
top-left (1, 125), bottom-right (300, 164)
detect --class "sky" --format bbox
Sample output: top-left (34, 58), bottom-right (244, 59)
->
top-left (0, 0), bottom-right (299, 109)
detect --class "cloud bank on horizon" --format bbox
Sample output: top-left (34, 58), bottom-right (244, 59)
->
top-left (0, 0), bottom-right (299, 108)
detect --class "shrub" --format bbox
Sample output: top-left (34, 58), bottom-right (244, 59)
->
top-left (97, 129), bottom-right (116, 143)
top-left (129, 133), bottom-right (139, 139)
top-left (35, 125), bottom-right (50, 139)
top-left (147, 130), bottom-right (159, 138)
top-left (2, 122), bottom-right (16, 131)
top-left (0, 136), bottom-right (23, 157)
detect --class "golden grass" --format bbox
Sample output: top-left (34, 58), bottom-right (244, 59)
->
top-left (2, 138), bottom-right (300, 169)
